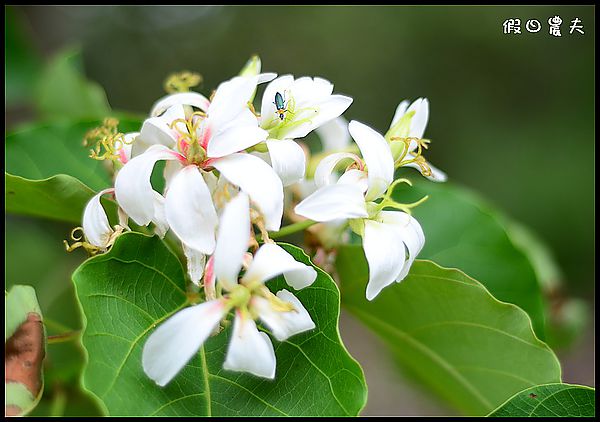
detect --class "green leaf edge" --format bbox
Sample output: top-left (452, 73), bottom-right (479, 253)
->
top-left (339, 253), bottom-right (563, 413)
top-left (278, 241), bottom-right (369, 415)
top-left (487, 382), bottom-right (595, 417)
top-left (70, 232), bottom-right (369, 416)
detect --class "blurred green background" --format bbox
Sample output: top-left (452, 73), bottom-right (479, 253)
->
top-left (5, 5), bottom-right (594, 416)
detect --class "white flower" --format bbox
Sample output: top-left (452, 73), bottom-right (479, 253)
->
top-left (64, 188), bottom-right (129, 254)
top-left (142, 192), bottom-right (316, 385)
top-left (386, 98), bottom-right (447, 182)
top-left (295, 120), bottom-right (425, 300)
top-left (255, 75), bottom-right (353, 187)
top-left (114, 75), bottom-right (285, 283)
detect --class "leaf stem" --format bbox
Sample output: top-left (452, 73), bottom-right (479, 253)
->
top-left (47, 331), bottom-right (80, 344)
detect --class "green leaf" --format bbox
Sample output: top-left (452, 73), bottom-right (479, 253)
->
top-left (5, 173), bottom-right (112, 224)
top-left (5, 119), bottom-right (141, 223)
top-left (336, 252), bottom-right (561, 416)
top-left (35, 48), bottom-right (111, 120)
top-left (72, 233), bottom-right (367, 416)
top-left (489, 383), bottom-right (595, 417)
top-left (392, 175), bottom-right (546, 337)
top-left (5, 285), bottom-right (46, 416)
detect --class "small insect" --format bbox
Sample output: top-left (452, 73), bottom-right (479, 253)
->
top-left (273, 91), bottom-right (288, 121)
top-left (529, 393), bottom-right (538, 399)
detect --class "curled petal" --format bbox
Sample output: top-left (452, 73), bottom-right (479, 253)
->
top-left (165, 165), bottom-right (218, 255)
top-left (363, 219), bottom-right (407, 301)
top-left (115, 145), bottom-right (181, 226)
top-left (82, 188), bottom-right (114, 248)
top-left (213, 153), bottom-right (283, 231)
top-left (378, 211), bottom-right (425, 282)
top-left (142, 300), bottom-right (227, 387)
top-left (348, 120), bottom-right (394, 201)
top-left (223, 312), bottom-right (276, 379)
top-left (242, 243), bottom-right (316, 290)
top-left (252, 290), bottom-right (315, 342)
top-left (266, 139), bottom-right (306, 187)
top-left (314, 152), bottom-right (359, 188)
top-left (151, 92), bottom-right (210, 116)
top-left (214, 192), bottom-right (250, 291)
top-left (294, 183), bottom-right (368, 222)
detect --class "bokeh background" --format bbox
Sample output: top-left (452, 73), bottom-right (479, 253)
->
top-left (6, 5), bottom-right (594, 416)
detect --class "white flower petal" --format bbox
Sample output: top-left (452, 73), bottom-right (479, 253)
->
top-left (213, 153), bottom-right (283, 231)
top-left (363, 219), bottom-right (407, 301)
top-left (165, 165), bottom-right (218, 255)
top-left (115, 145), bottom-right (181, 226)
top-left (214, 192), bottom-right (250, 291)
top-left (142, 300), bottom-right (227, 387)
top-left (223, 313), bottom-right (276, 379)
top-left (313, 152), bottom-right (357, 188)
top-left (283, 95), bottom-right (353, 140)
top-left (82, 188), bottom-right (114, 248)
top-left (337, 169), bottom-right (369, 193)
top-left (209, 75), bottom-right (258, 129)
top-left (294, 183), bottom-right (368, 222)
top-left (390, 100), bottom-right (410, 128)
top-left (379, 211), bottom-right (425, 282)
top-left (151, 92), bottom-right (211, 117)
top-left (118, 132), bottom-right (139, 163)
top-left (266, 139), bottom-right (306, 187)
top-left (260, 75), bottom-right (294, 129)
top-left (291, 76), bottom-right (334, 104)
top-left (258, 72), bottom-right (278, 84)
top-left (242, 244), bottom-right (316, 289)
top-left (348, 120), bottom-right (394, 201)
top-left (183, 244), bottom-right (205, 286)
top-left (151, 191), bottom-right (169, 238)
top-left (407, 98), bottom-right (429, 139)
top-left (252, 290), bottom-right (315, 342)
top-left (315, 116), bottom-right (351, 152)
top-left (163, 159), bottom-right (183, 192)
top-left (207, 124), bottom-right (267, 158)
top-left (138, 104), bottom-right (186, 152)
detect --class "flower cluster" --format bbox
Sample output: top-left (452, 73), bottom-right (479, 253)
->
top-left (68, 56), bottom-right (444, 383)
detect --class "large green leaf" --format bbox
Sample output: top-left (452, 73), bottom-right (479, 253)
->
top-left (5, 119), bottom-right (141, 223)
top-left (35, 48), bottom-right (111, 120)
top-left (72, 233), bottom-right (367, 416)
top-left (392, 174), bottom-right (546, 337)
top-left (336, 250), bottom-right (561, 416)
top-left (489, 383), bottom-right (595, 417)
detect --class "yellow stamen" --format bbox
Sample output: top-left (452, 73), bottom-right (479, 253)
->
top-left (164, 71), bottom-right (203, 94)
